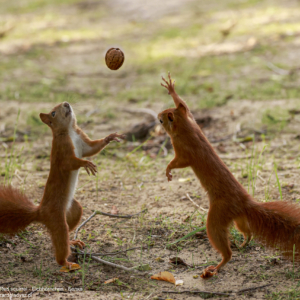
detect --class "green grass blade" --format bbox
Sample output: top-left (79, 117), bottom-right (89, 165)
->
top-left (167, 226), bottom-right (206, 246)
top-left (274, 162), bottom-right (282, 200)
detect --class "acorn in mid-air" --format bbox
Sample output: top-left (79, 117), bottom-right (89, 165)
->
top-left (105, 48), bottom-right (125, 70)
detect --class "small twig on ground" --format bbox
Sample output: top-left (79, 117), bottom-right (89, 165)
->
top-left (186, 193), bottom-right (208, 212)
top-left (27, 289), bottom-right (38, 297)
top-left (95, 208), bottom-right (147, 219)
top-left (71, 247), bottom-right (141, 273)
top-left (72, 245), bottom-right (155, 257)
top-left (162, 290), bottom-right (231, 296)
top-left (236, 283), bottom-right (272, 294)
top-left (74, 211), bottom-right (97, 240)
top-left (162, 285), bottom-right (270, 297)
top-left (0, 280), bottom-right (18, 285)
top-left (74, 209), bottom-right (147, 239)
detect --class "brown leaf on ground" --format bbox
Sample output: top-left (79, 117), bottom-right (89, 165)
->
top-left (150, 271), bottom-right (176, 284)
top-left (111, 205), bottom-right (119, 215)
top-left (104, 278), bottom-right (118, 284)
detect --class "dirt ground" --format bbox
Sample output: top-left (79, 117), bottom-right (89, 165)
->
top-left (1, 0), bottom-right (300, 299)
top-left (1, 98), bottom-right (300, 300)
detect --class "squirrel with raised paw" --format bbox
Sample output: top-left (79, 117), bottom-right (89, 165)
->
top-left (0, 102), bottom-right (125, 269)
top-left (159, 73), bottom-right (300, 278)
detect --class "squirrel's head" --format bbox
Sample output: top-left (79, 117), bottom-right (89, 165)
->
top-left (39, 102), bottom-right (76, 133)
top-left (158, 102), bottom-right (190, 135)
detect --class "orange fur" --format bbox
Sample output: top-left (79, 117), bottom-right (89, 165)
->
top-left (159, 73), bottom-right (300, 275)
top-left (0, 102), bottom-right (125, 268)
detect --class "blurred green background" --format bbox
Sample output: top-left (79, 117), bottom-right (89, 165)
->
top-left (1, 0), bottom-right (300, 109)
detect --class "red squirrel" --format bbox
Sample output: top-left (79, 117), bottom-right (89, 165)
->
top-left (159, 73), bottom-right (300, 277)
top-left (0, 102), bottom-right (124, 269)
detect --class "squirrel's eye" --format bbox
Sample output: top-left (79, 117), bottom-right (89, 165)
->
top-left (51, 112), bottom-right (56, 117)
top-left (168, 115), bottom-right (173, 122)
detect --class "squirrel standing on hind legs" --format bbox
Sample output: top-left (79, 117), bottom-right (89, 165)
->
top-left (159, 73), bottom-right (300, 278)
top-left (0, 102), bottom-right (125, 269)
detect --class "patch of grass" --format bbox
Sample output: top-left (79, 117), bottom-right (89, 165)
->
top-left (3, 110), bottom-right (21, 184)
top-left (262, 107), bottom-right (291, 133)
top-left (266, 287), bottom-right (300, 300)
top-left (1, 0), bottom-right (82, 14)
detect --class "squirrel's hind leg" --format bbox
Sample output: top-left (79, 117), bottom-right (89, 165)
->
top-left (46, 217), bottom-right (72, 267)
top-left (201, 206), bottom-right (232, 278)
top-left (67, 199), bottom-right (85, 249)
top-left (66, 199), bottom-right (83, 231)
top-left (234, 216), bottom-right (252, 248)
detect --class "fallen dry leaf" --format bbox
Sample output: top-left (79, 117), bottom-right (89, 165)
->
top-left (151, 271), bottom-right (183, 286)
top-left (111, 205), bottom-right (119, 215)
top-left (60, 263), bottom-right (81, 273)
top-left (151, 271), bottom-right (175, 284)
top-left (104, 277), bottom-right (118, 284)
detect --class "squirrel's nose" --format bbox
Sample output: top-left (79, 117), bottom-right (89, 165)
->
top-left (64, 102), bottom-right (70, 108)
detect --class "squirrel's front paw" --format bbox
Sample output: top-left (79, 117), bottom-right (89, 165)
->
top-left (105, 132), bottom-right (126, 143)
top-left (70, 240), bottom-right (85, 249)
top-left (161, 72), bottom-right (176, 95)
top-left (84, 161), bottom-right (97, 176)
top-left (166, 169), bottom-right (172, 181)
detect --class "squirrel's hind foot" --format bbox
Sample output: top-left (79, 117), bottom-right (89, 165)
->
top-left (60, 262), bottom-right (81, 272)
top-left (200, 266), bottom-right (218, 279)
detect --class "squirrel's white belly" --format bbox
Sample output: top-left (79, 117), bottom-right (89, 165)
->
top-left (70, 130), bottom-right (83, 158)
top-left (66, 130), bottom-right (82, 211)
top-left (67, 170), bottom-right (78, 211)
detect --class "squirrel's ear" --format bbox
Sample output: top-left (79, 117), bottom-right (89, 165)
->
top-left (168, 112), bottom-right (174, 122)
top-left (40, 113), bottom-right (51, 125)
top-left (177, 103), bottom-right (187, 116)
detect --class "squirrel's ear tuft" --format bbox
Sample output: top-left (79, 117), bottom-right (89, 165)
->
top-left (177, 103), bottom-right (187, 116)
top-left (40, 113), bottom-right (50, 125)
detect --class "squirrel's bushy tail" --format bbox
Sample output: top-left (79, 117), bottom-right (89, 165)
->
top-left (0, 185), bottom-right (39, 234)
top-left (246, 200), bottom-right (300, 258)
